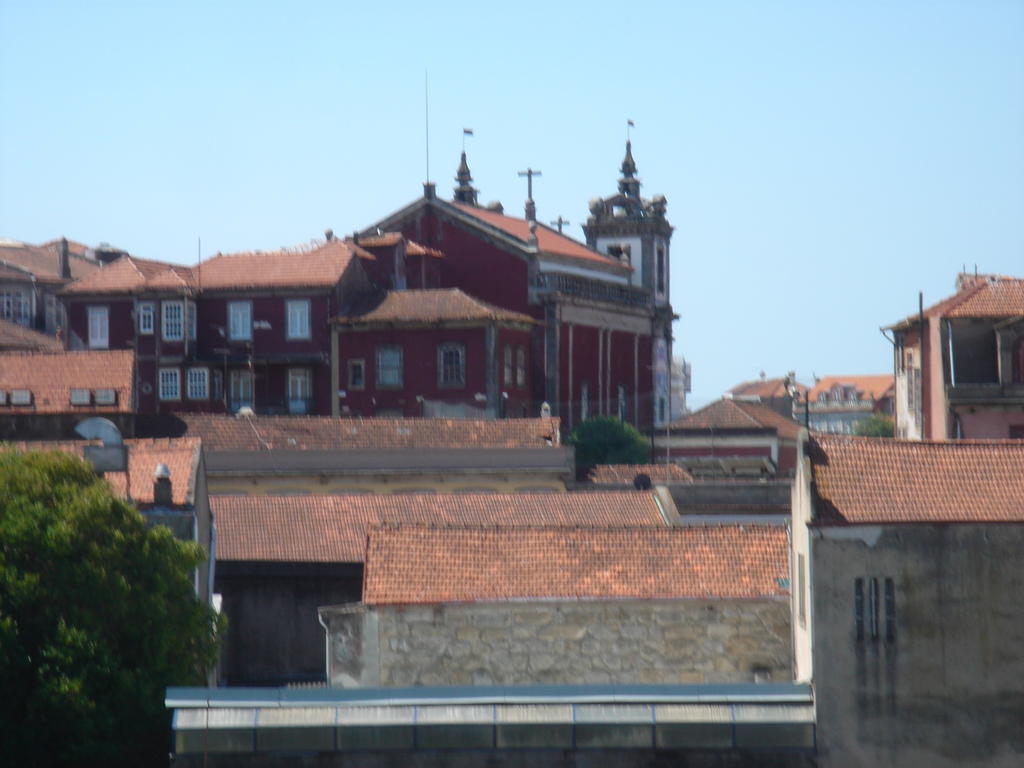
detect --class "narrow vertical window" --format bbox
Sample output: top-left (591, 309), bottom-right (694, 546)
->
top-left (137, 302), bottom-right (155, 335)
top-left (854, 578), bottom-right (864, 642)
top-left (187, 368), bottom-right (209, 400)
top-left (580, 382), bottom-right (590, 420)
top-left (288, 368), bottom-right (312, 413)
top-left (656, 245), bottom-right (666, 294)
top-left (618, 385), bottom-right (627, 421)
top-left (211, 370), bottom-right (224, 402)
top-left (868, 577), bottom-right (880, 642)
top-left (229, 370), bottom-right (254, 411)
top-left (376, 346), bottom-right (402, 388)
top-left (438, 343), bottom-right (465, 387)
top-left (87, 306), bottom-right (109, 349)
top-left (884, 578), bottom-right (896, 643)
top-left (516, 346), bottom-right (526, 388)
top-left (187, 301), bottom-right (197, 341)
top-left (286, 299), bottom-right (310, 340)
top-left (228, 301), bottom-right (252, 341)
top-left (158, 368), bottom-right (181, 401)
top-left (162, 301), bottom-right (184, 341)
top-left (348, 359), bottom-right (365, 390)
top-left (503, 344), bottom-right (513, 385)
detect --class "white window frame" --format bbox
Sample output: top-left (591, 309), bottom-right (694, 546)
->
top-left (228, 301), bottom-right (252, 341)
top-left (162, 301), bottom-right (184, 341)
top-left (438, 343), bottom-right (466, 388)
top-left (1, 289), bottom-right (31, 325)
top-left (158, 368), bottom-right (181, 401)
top-left (187, 367), bottom-right (209, 400)
top-left (288, 368), bottom-right (313, 414)
top-left (138, 302), bottom-right (155, 335)
top-left (87, 305), bottom-right (109, 349)
top-left (187, 301), bottom-right (197, 341)
top-left (376, 345), bottom-right (402, 388)
top-left (286, 299), bottom-right (311, 340)
top-left (229, 370), bottom-right (254, 411)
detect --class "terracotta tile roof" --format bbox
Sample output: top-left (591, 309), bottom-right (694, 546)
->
top-left (63, 239), bottom-right (360, 295)
top-left (728, 377), bottom-right (808, 399)
top-left (362, 525), bottom-right (790, 604)
top-left (213, 490), bottom-right (670, 563)
top-left (0, 319), bottom-right (62, 352)
top-left (670, 398), bottom-right (802, 440)
top-left (61, 255), bottom-right (184, 295)
top-left (183, 414), bottom-right (560, 451)
top-left (355, 233), bottom-right (442, 258)
top-left (193, 239), bottom-right (358, 290)
top-left (337, 288), bottom-right (534, 326)
top-left (0, 240), bottom-right (99, 282)
top-left (810, 435), bottom-right (1024, 524)
top-left (0, 350), bottom-right (134, 413)
top-left (808, 375), bottom-right (895, 403)
top-left (589, 463), bottom-right (693, 484)
top-left (889, 274), bottom-right (1024, 327)
top-left (4, 437), bottom-right (199, 506)
top-left (450, 202), bottom-right (628, 271)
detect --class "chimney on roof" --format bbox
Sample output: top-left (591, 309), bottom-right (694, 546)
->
top-left (60, 237), bottom-right (71, 279)
top-left (324, 229), bottom-right (334, 242)
top-left (153, 463), bottom-right (172, 506)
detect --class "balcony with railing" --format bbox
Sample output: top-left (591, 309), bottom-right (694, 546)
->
top-left (535, 273), bottom-right (652, 308)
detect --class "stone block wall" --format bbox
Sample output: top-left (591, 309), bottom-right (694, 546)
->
top-left (321, 598), bottom-right (792, 688)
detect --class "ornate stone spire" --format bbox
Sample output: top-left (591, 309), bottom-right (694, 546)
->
top-left (453, 151), bottom-right (479, 206)
top-left (618, 141), bottom-right (641, 199)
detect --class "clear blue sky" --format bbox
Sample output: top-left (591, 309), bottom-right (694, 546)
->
top-left (3, 0), bottom-right (1022, 407)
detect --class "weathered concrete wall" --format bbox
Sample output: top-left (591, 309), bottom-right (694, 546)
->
top-left (670, 480), bottom-right (791, 513)
top-left (813, 523), bottom-right (1024, 768)
top-left (322, 599), bottom-right (792, 688)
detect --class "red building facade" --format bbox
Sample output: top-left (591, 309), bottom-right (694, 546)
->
top-left (366, 144), bottom-right (675, 432)
top-left (61, 238), bottom-right (375, 416)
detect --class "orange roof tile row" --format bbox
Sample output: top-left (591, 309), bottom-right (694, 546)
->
top-left (0, 350), bottom-right (134, 413)
top-left (337, 289), bottom-right (534, 326)
top-left (182, 414), bottom-right (560, 451)
top-left (890, 274), bottom-right (1024, 327)
top-left (0, 240), bottom-right (99, 282)
top-left (450, 202), bottom-right (629, 271)
top-left (213, 491), bottom-right (670, 563)
top-left (807, 375), bottom-right (894, 403)
top-left (670, 398), bottom-right (803, 440)
top-left (63, 239), bottom-right (362, 295)
top-left (4, 437), bottom-right (200, 506)
top-left (362, 525), bottom-right (790, 604)
top-left (811, 435), bottom-right (1024, 524)
top-left (589, 463), bottom-right (693, 484)
top-left (0, 319), bottom-right (63, 352)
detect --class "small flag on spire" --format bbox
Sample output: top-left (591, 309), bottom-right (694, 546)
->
top-left (627, 119), bottom-right (635, 127)
top-left (463, 128), bottom-right (474, 136)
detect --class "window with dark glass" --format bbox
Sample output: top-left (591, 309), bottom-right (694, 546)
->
top-left (376, 345), bottom-right (402, 388)
top-left (516, 346), bottom-right (526, 388)
top-left (438, 343), bottom-right (465, 387)
top-left (503, 345), bottom-right (513, 386)
top-left (348, 359), bottom-right (366, 390)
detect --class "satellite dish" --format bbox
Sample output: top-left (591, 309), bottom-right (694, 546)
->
top-left (75, 417), bottom-right (123, 446)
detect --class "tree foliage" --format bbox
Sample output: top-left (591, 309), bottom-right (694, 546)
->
top-left (853, 413), bottom-right (895, 438)
top-left (569, 416), bottom-right (651, 469)
top-left (0, 449), bottom-right (222, 767)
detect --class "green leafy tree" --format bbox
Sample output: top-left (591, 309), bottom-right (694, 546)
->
top-left (0, 449), bottom-right (222, 767)
top-left (569, 416), bottom-right (651, 470)
top-left (854, 413), bottom-right (895, 438)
